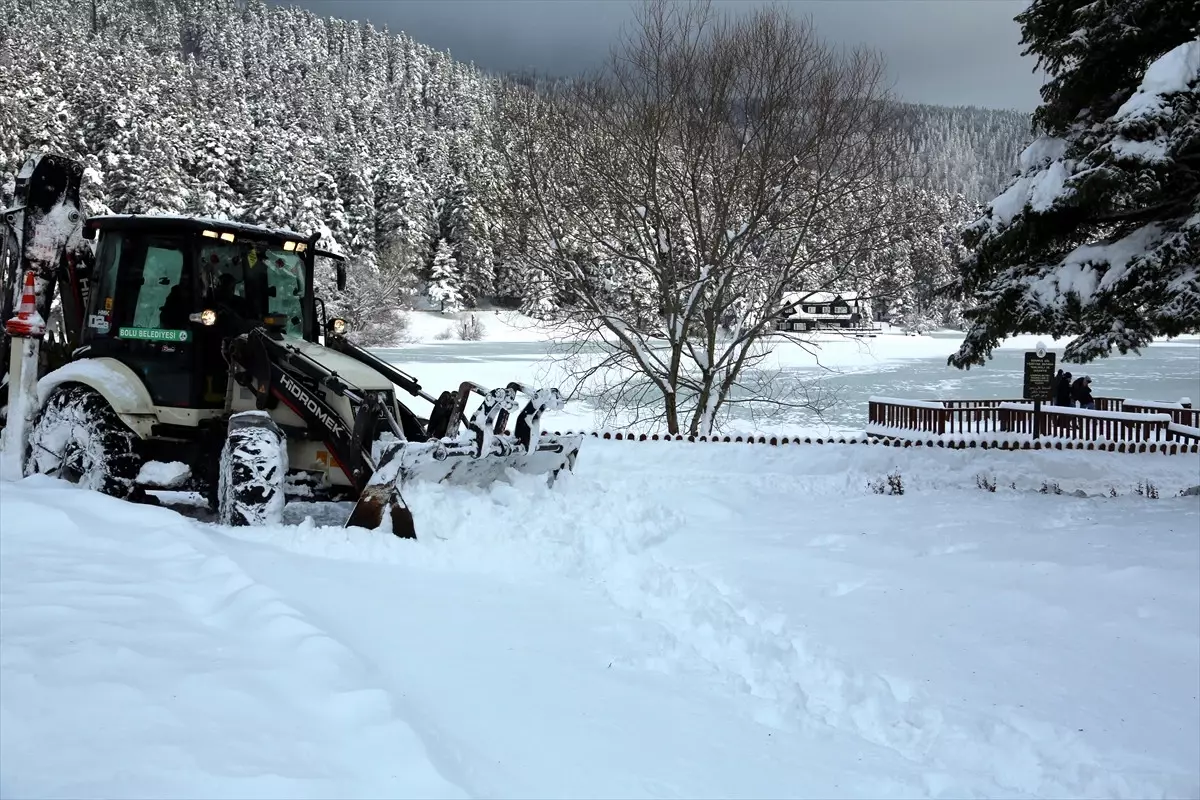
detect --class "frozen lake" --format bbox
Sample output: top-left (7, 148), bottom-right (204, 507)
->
top-left (374, 332), bottom-right (1200, 436)
top-left (808, 333), bottom-right (1200, 434)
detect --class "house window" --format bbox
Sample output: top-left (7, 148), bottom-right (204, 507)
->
top-left (822, 305), bottom-right (830, 314)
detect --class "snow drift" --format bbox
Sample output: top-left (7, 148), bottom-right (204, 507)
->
top-left (2, 442), bottom-right (1198, 799)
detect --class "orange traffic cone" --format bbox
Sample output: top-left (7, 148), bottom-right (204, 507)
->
top-left (5, 270), bottom-right (46, 337)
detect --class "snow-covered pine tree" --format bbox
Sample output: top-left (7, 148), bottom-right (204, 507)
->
top-left (898, 103), bottom-right (1030, 204)
top-left (950, 0), bottom-right (1199, 367)
top-left (374, 152), bottom-right (438, 279)
top-left (441, 173), bottom-right (496, 305)
top-left (427, 238), bottom-right (463, 312)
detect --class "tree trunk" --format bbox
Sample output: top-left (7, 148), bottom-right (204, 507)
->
top-left (664, 390), bottom-right (679, 435)
top-left (688, 372), bottom-right (719, 437)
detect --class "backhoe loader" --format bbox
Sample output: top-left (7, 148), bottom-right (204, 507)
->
top-left (0, 153), bottom-right (582, 537)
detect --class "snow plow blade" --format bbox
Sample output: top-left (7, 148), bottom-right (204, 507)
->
top-left (345, 433), bottom-right (583, 539)
top-left (346, 383), bottom-right (582, 539)
top-left (391, 433), bottom-right (582, 487)
top-left (345, 480), bottom-right (419, 540)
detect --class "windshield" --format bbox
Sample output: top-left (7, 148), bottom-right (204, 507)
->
top-left (199, 239), bottom-right (308, 338)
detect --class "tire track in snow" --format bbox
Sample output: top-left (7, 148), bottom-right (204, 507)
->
top-left (164, 541), bottom-right (497, 800)
top-left (0, 479), bottom-right (467, 799)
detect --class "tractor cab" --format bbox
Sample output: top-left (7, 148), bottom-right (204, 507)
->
top-left (76, 215), bottom-right (345, 410)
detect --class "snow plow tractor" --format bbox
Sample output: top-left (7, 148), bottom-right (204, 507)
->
top-left (0, 153), bottom-right (582, 538)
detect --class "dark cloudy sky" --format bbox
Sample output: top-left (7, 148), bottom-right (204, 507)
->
top-left (275, 0), bottom-right (1045, 111)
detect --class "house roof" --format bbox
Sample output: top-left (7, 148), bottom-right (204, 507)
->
top-left (780, 290), bottom-right (861, 307)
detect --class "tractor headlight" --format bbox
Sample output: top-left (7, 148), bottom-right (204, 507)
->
top-left (327, 317), bottom-right (347, 336)
top-left (189, 309), bottom-right (217, 326)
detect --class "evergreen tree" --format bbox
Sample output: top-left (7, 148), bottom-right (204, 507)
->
top-left (0, 0), bottom-right (1048, 325)
top-left (950, 0), bottom-right (1199, 367)
top-left (427, 238), bottom-right (463, 312)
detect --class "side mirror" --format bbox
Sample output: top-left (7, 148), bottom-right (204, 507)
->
top-left (336, 261), bottom-right (347, 291)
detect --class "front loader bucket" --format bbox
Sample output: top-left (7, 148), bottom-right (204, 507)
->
top-left (392, 433), bottom-right (582, 488)
top-left (347, 384), bottom-right (582, 540)
top-left (345, 432), bottom-right (584, 540)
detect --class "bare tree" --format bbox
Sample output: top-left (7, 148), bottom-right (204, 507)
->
top-left (498, 0), bottom-right (909, 436)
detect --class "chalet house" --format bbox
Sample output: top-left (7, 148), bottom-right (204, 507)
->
top-left (774, 291), bottom-right (874, 333)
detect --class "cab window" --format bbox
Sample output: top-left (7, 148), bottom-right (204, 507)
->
top-left (264, 250), bottom-right (306, 338)
top-left (85, 232), bottom-right (123, 336)
top-left (131, 245), bottom-right (186, 329)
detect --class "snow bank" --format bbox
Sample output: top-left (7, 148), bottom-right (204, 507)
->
top-left (228, 441), bottom-right (1199, 798)
top-left (0, 477), bottom-right (465, 799)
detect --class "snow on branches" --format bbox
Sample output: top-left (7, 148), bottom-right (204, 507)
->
top-left (951, 3), bottom-right (1199, 368)
top-left (497, 0), bottom-right (916, 436)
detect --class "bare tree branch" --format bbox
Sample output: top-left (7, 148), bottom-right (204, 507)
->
top-left (496, 0), bottom-right (912, 435)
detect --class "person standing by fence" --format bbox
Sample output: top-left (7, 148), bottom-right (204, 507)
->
top-left (1072, 375), bottom-right (1095, 409)
top-left (1055, 371), bottom-right (1074, 406)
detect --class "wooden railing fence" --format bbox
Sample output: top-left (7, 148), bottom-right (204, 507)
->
top-left (868, 396), bottom-right (1200, 444)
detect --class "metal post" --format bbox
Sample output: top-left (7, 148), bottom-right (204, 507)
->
top-left (1, 271), bottom-right (46, 481)
top-left (1033, 399), bottom-right (1041, 440)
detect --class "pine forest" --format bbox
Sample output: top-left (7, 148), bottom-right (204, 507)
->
top-left (0, 0), bottom-right (1036, 341)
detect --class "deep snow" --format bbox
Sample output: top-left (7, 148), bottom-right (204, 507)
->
top-left (3, 441), bottom-right (1198, 799)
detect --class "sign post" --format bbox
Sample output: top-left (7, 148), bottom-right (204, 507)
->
top-left (1023, 341), bottom-right (1055, 439)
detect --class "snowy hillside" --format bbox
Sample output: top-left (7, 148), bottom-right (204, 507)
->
top-left (3, 442), bottom-right (1198, 798)
top-left (0, 0), bottom-right (1031, 341)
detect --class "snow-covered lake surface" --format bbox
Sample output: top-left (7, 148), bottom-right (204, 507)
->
top-left (374, 312), bottom-right (1200, 436)
top-left (3, 441), bottom-right (1198, 798)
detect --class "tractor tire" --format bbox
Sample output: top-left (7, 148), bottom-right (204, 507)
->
top-left (26, 384), bottom-right (141, 497)
top-left (217, 411), bottom-right (287, 527)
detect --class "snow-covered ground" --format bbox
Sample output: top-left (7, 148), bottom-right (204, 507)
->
top-left (3, 441), bottom-right (1198, 799)
top-left (399, 307), bottom-right (556, 344)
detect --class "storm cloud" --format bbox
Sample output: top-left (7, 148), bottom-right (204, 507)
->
top-left (276, 0), bottom-right (1044, 111)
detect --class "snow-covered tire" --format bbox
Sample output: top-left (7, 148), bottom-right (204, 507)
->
top-left (26, 384), bottom-right (141, 497)
top-left (217, 411), bottom-right (287, 527)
